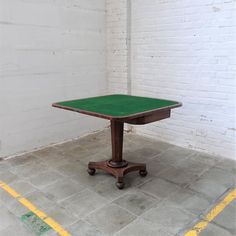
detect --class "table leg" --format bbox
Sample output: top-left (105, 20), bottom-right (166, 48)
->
top-left (87, 120), bottom-right (148, 189)
top-left (107, 120), bottom-right (127, 168)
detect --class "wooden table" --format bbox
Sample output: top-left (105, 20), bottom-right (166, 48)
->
top-left (52, 94), bottom-right (181, 189)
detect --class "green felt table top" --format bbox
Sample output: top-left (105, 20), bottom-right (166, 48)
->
top-left (53, 94), bottom-right (181, 118)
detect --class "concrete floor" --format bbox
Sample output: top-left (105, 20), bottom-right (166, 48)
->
top-left (0, 130), bottom-right (235, 236)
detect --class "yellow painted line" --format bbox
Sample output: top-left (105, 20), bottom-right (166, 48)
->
top-left (0, 180), bottom-right (71, 236)
top-left (185, 188), bottom-right (236, 236)
top-left (0, 182), bottom-right (21, 198)
top-left (19, 197), bottom-right (48, 219)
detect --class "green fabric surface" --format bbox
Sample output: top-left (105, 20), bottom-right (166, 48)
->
top-left (21, 211), bottom-right (52, 235)
top-left (56, 94), bottom-right (179, 117)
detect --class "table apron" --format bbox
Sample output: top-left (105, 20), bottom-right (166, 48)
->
top-left (124, 109), bottom-right (171, 125)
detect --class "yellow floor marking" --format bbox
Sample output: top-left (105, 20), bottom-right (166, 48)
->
top-left (185, 188), bottom-right (236, 236)
top-left (0, 180), bottom-right (71, 236)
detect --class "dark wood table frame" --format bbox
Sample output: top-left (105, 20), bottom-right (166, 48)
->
top-left (53, 100), bottom-right (181, 189)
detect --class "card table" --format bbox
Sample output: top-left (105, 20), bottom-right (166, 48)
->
top-left (53, 94), bottom-right (181, 189)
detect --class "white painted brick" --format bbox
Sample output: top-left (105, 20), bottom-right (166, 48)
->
top-left (0, 0), bottom-right (108, 157)
top-left (1, 0), bottom-right (235, 160)
top-left (107, 0), bottom-right (236, 159)
top-left (106, 0), bottom-right (128, 94)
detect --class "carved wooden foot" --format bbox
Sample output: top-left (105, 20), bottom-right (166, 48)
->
top-left (88, 160), bottom-right (147, 189)
top-left (87, 168), bottom-right (96, 176)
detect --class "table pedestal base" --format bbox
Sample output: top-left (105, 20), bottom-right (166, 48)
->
top-left (88, 160), bottom-right (147, 189)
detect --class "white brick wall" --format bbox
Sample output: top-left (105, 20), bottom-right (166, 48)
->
top-left (106, 0), bottom-right (129, 93)
top-left (0, 0), bottom-right (108, 157)
top-left (107, 0), bottom-right (236, 159)
top-left (1, 0), bottom-right (235, 159)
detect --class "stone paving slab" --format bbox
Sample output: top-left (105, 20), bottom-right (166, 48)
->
top-left (28, 170), bottom-right (64, 189)
top-left (71, 169), bottom-right (110, 188)
top-left (7, 199), bottom-right (29, 217)
top-left (90, 178), bottom-right (131, 201)
top-left (0, 161), bottom-right (11, 173)
top-left (7, 154), bottom-right (39, 168)
top-left (141, 201), bottom-right (196, 235)
top-left (66, 220), bottom-right (106, 236)
top-left (85, 204), bottom-right (136, 235)
top-left (0, 221), bottom-right (33, 236)
top-left (0, 205), bottom-right (19, 231)
top-left (165, 188), bottom-right (212, 216)
top-left (113, 190), bottom-right (160, 216)
top-left (9, 181), bottom-right (36, 196)
top-left (0, 187), bottom-right (17, 206)
top-left (10, 162), bottom-right (49, 179)
top-left (159, 166), bottom-right (198, 187)
top-left (215, 158), bottom-right (236, 175)
top-left (146, 158), bottom-right (172, 177)
top-left (174, 157), bottom-right (213, 176)
top-left (44, 205), bottom-right (77, 227)
top-left (24, 191), bottom-right (54, 210)
top-left (41, 178), bottom-right (85, 202)
top-left (115, 218), bottom-right (173, 236)
top-left (123, 146), bottom-right (162, 163)
top-left (0, 130), bottom-right (235, 236)
top-left (0, 170), bottom-right (19, 184)
top-left (198, 223), bottom-right (234, 236)
top-left (188, 152), bottom-right (222, 166)
top-left (212, 200), bottom-right (236, 235)
top-left (61, 189), bottom-right (108, 219)
top-left (156, 146), bottom-right (194, 165)
top-left (139, 178), bottom-right (180, 199)
top-left (188, 178), bottom-right (230, 201)
top-left (56, 163), bottom-right (85, 177)
top-left (200, 167), bottom-right (235, 188)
